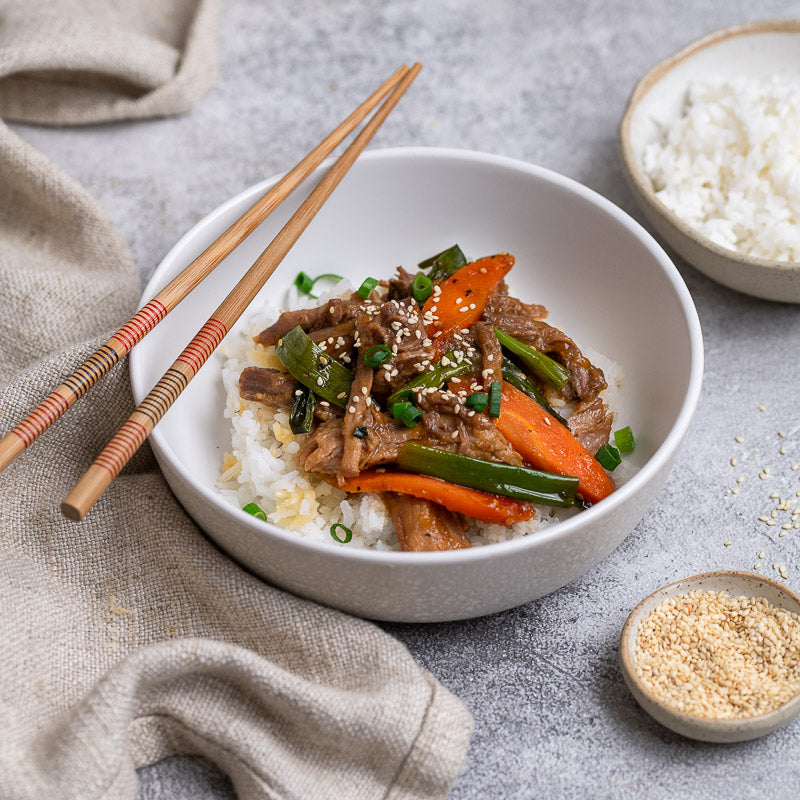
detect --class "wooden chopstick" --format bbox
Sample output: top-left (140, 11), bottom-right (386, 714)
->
top-left (0, 65), bottom-right (409, 476)
top-left (62, 63), bottom-right (422, 521)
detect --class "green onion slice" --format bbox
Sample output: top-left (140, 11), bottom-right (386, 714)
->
top-left (411, 273), bottom-right (433, 304)
top-left (330, 523), bottom-right (353, 543)
top-left (276, 325), bottom-right (353, 407)
top-left (356, 276), bottom-right (379, 299)
top-left (418, 244), bottom-right (468, 283)
top-left (289, 382), bottom-right (315, 434)
top-left (242, 502), bottom-right (267, 521)
top-left (614, 426), bottom-right (636, 453)
top-left (294, 271), bottom-right (343, 298)
top-left (363, 343), bottom-right (392, 367)
top-left (397, 443), bottom-right (579, 508)
top-left (465, 391), bottom-right (488, 412)
top-left (595, 443), bottom-right (622, 471)
top-left (488, 381), bottom-right (502, 418)
top-left (353, 426), bottom-right (368, 439)
top-left (391, 401), bottom-right (423, 428)
top-left (495, 328), bottom-right (569, 390)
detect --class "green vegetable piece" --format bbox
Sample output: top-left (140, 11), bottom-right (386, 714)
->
top-left (353, 426), bottom-right (368, 439)
top-left (294, 271), bottom-right (343, 298)
top-left (495, 328), bottom-right (569, 390)
top-left (275, 325), bottom-right (353, 407)
top-left (391, 401), bottom-right (423, 428)
top-left (418, 244), bottom-right (468, 283)
top-left (465, 392), bottom-right (488, 412)
top-left (356, 276), bottom-right (379, 299)
top-left (397, 443), bottom-right (579, 508)
top-left (411, 273), bottom-right (433, 304)
top-left (386, 351), bottom-right (473, 405)
top-left (488, 381), bottom-right (502, 418)
top-left (500, 358), bottom-right (567, 426)
top-left (289, 382), bottom-right (315, 434)
top-left (364, 343), bottom-right (392, 367)
top-left (595, 443), bottom-right (622, 471)
top-left (614, 425), bottom-right (636, 453)
top-left (330, 523), bottom-right (353, 543)
top-left (242, 502), bottom-right (267, 521)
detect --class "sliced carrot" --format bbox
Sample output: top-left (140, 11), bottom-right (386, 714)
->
top-left (336, 469), bottom-right (535, 526)
top-left (423, 253), bottom-right (514, 356)
top-left (494, 381), bottom-right (615, 505)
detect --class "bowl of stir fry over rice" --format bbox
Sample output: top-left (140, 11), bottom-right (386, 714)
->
top-left (131, 147), bottom-right (702, 622)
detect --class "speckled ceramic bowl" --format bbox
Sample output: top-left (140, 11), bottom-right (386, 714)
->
top-left (619, 19), bottom-right (800, 303)
top-left (620, 571), bottom-right (800, 742)
top-left (130, 147), bottom-right (703, 622)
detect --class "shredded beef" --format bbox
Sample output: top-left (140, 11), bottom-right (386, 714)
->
top-left (254, 297), bottom-right (363, 347)
top-left (381, 493), bottom-right (470, 551)
top-left (238, 367), bottom-right (340, 421)
top-left (566, 398), bottom-right (614, 455)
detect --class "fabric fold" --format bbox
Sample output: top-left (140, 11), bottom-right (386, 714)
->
top-left (0, 2), bottom-right (473, 798)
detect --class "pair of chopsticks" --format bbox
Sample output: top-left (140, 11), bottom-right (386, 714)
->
top-left (0, 63), bottom-right (421, 520)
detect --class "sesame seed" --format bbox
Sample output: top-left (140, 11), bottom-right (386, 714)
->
top-left (348, 406), bottom-right (356, 414)
top-left (316, 377), bottom-right (324, 386)
top-left (723, 539), bottom-right (733, 546)
top-left (734, 436), bottom-right (744, 443)
top-left (730, 457), bottom-right (737, 466)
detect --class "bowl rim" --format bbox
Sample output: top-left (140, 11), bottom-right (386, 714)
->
top-left (619, 569), bottom-right (800, 730)
top-left (618, 18), bottom-right (800, 273)
top-left (133, 145), bottom-right (704, 565)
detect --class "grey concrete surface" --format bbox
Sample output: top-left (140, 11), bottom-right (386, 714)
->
top-left (12, 1), bottom-right (800, 797)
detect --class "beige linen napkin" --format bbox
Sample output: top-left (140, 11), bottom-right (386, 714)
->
top-left (0, 2), bottom-right (473, 798)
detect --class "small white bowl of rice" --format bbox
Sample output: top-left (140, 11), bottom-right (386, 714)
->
top-left (619, 19), bottom-right (800, 303)
top-left (130, 147), bottom-right (703, 622)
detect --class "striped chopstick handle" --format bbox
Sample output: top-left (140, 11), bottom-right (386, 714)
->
top-left (0, 300), bottom-right (168, 472)
top-left (61, 317), bottom-right (228, 520)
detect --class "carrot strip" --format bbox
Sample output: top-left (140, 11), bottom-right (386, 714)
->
top-left (337, 470), bottom-right (535, 526)
top-left (494, 381), bottom-right (615, 505)
top-left (423, 253), bottom-right (514, 356)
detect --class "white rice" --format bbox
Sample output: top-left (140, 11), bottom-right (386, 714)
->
top-left (642, 73), bottom-right (800, 261)
top-left (216, 281), bottom-right (625, 550)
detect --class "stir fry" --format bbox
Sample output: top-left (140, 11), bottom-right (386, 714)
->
top-left (238, 245), bottom-right (625, 551)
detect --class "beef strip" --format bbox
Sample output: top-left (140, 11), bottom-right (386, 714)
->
top-left (473, 321), bottom-right (502, 384)
top-left (482, 299), bottom-right (606, 401)
top-left (415, 389), bottom-right (523, 466)
top-left (386, 266), bottom-right (418, 301)
top-left (308, 319), bottom-right (357, 360)
top-left (566, 397), bottom-right (614, 455)
top-left (355, 298), bottom-right (436, 395)
top-left (297, 407), bottom-right (421, 481)
top-left (381, 493), bottom-right (471, 552)
top-left (238, 367), bottom-right (340, 421)
top-left (340, 347), bottom-right (374, 477)
top-left (254, 297), bottom-right (363, 346)
top-left (483, 292), bottom-right (548, 321)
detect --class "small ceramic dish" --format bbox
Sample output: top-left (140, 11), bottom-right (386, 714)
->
top-left (619, 19), bottom-right (800, 303)
top-left (620, 570), bottom-right (800, 742)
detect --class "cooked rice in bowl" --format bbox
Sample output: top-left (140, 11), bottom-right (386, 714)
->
top-left (216, 279), bottom-right (628, 551)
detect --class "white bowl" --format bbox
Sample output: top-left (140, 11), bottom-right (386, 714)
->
top-left (619, 19), bottom-right (800, 303)
top-left (620, 571), bottom-right (800, 742)
top-left (130, 147), bottom-right (703, 622)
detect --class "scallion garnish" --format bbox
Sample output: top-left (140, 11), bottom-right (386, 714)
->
top-left (595, 443), bottom-right (622, 471)
top-left (363, 343), bottom-right (392, 367)
top-left (488, 381), bottom-right (502, 418)
top-left (614, 426), bottom-right (636, 453)
top-left (242, 502), bottom-right (267, 521)
top-left (330, 523), bottom-right (353, 543)
top-left (411, 273), bottom-right (433, 304)
top-left (356, 276), bottom-right (379, 299)
top-left (294, 271), bottom-right (344, 298)
top-left (465, 392), bottom-right (488, 412)
top-left (353, 426), bottom-right (368, 439)
top-left (391, 401), bottom-right (423, 428)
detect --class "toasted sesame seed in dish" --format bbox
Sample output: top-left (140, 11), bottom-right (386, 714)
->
top-left (620, 571), bottom-right (800, 742)
top-left (619, 19), bottom-right (800, 303)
